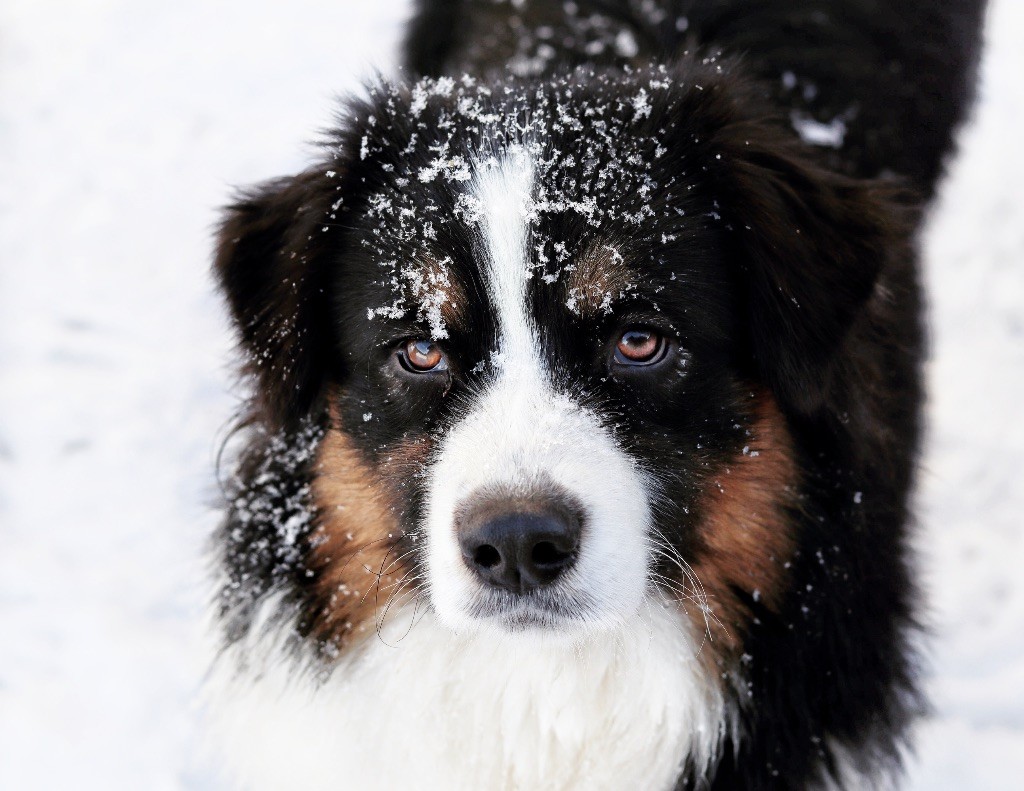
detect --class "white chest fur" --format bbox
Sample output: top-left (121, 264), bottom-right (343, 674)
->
top-left (206, 597), bottom-right (727, 791)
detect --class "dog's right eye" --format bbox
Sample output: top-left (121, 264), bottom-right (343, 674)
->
top-left (397, 339), bottom-right (449, 373)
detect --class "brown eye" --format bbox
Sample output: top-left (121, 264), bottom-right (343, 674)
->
top-left (401, 339), bottom-right (448, 373)
top-left (614, 329), bottom-right (666, 366)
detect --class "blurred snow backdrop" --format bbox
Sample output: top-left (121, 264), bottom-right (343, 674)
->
top-left (0, 0), bottom-right (1020, 787)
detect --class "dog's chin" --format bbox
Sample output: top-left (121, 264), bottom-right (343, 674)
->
top-left (432, 587), bottom-right (635, 643)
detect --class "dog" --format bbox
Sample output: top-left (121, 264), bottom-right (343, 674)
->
top-left (208, 1), bottom-right (986, 788)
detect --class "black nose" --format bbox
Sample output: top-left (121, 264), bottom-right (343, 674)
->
top-left (459, 508), bottom-right (581, 594)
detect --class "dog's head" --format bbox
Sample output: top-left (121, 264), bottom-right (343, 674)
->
top-left (216, 65), bottom-right (899, 648)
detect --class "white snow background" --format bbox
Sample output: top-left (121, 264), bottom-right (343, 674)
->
top-left (0, 1), bottom-right (1020, 788)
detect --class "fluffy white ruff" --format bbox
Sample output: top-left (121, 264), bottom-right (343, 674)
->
top-left (205, 595), bottom-right (727, 791)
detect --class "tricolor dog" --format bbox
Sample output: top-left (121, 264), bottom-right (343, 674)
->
top-left (208, 1), bottom-right (986, 788)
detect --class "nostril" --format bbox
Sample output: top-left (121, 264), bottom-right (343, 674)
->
top-left (473, 543), bottom-right (501, 569)
top-left (455, 488), bottom-right (585, 593)
top-left (531, 540), bottom-right (572, 568)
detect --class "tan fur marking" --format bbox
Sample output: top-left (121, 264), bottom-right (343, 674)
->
top-left (565, 243), bottom-right (633, 314)
top-left (403, 254), bottom-right (467, 331)
top-left (307, 417), bottom-right (428, 651)
top-left (689, 395), bottom-right (799, 662)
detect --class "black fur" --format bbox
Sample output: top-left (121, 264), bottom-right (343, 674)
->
top-left (214, 1), bottom-right (986, 788)
top-left (406, 0), bottom-right (985, 198)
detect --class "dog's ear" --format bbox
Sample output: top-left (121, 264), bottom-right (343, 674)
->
top-left (214, 169), bottom-right (336, 429)
top-left (716, 133), bottom-right (906, 416)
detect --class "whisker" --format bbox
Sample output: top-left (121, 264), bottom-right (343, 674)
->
top-left (645, 534), bottom-right (728, 646)
top-left (376, 585), bottom-right (428, 646)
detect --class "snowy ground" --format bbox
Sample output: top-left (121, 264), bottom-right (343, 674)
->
top-left (0, 1), bottom-right (1020, 788)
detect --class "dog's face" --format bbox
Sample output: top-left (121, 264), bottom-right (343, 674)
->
top-left (332, 73), bottom-right (747, 637)
top-left (350, 146), bottom-right (736, 634)
top-left (217, 66), bottom-right (892, 652)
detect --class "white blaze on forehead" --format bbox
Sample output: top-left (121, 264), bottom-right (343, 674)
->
top-left (471, 148), bottom-right (540, 375)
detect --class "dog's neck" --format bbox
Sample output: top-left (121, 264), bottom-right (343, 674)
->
top-left (207, 594), bottom-right (730, 791)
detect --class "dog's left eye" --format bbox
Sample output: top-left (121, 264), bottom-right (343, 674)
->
top-left (398, 339), bottom-right (449, 373)
top-left (613, 328), bottom-right (667, 366)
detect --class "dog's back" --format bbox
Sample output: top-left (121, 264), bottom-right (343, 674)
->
top-left (407, 0), bottom-right (985, 198)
